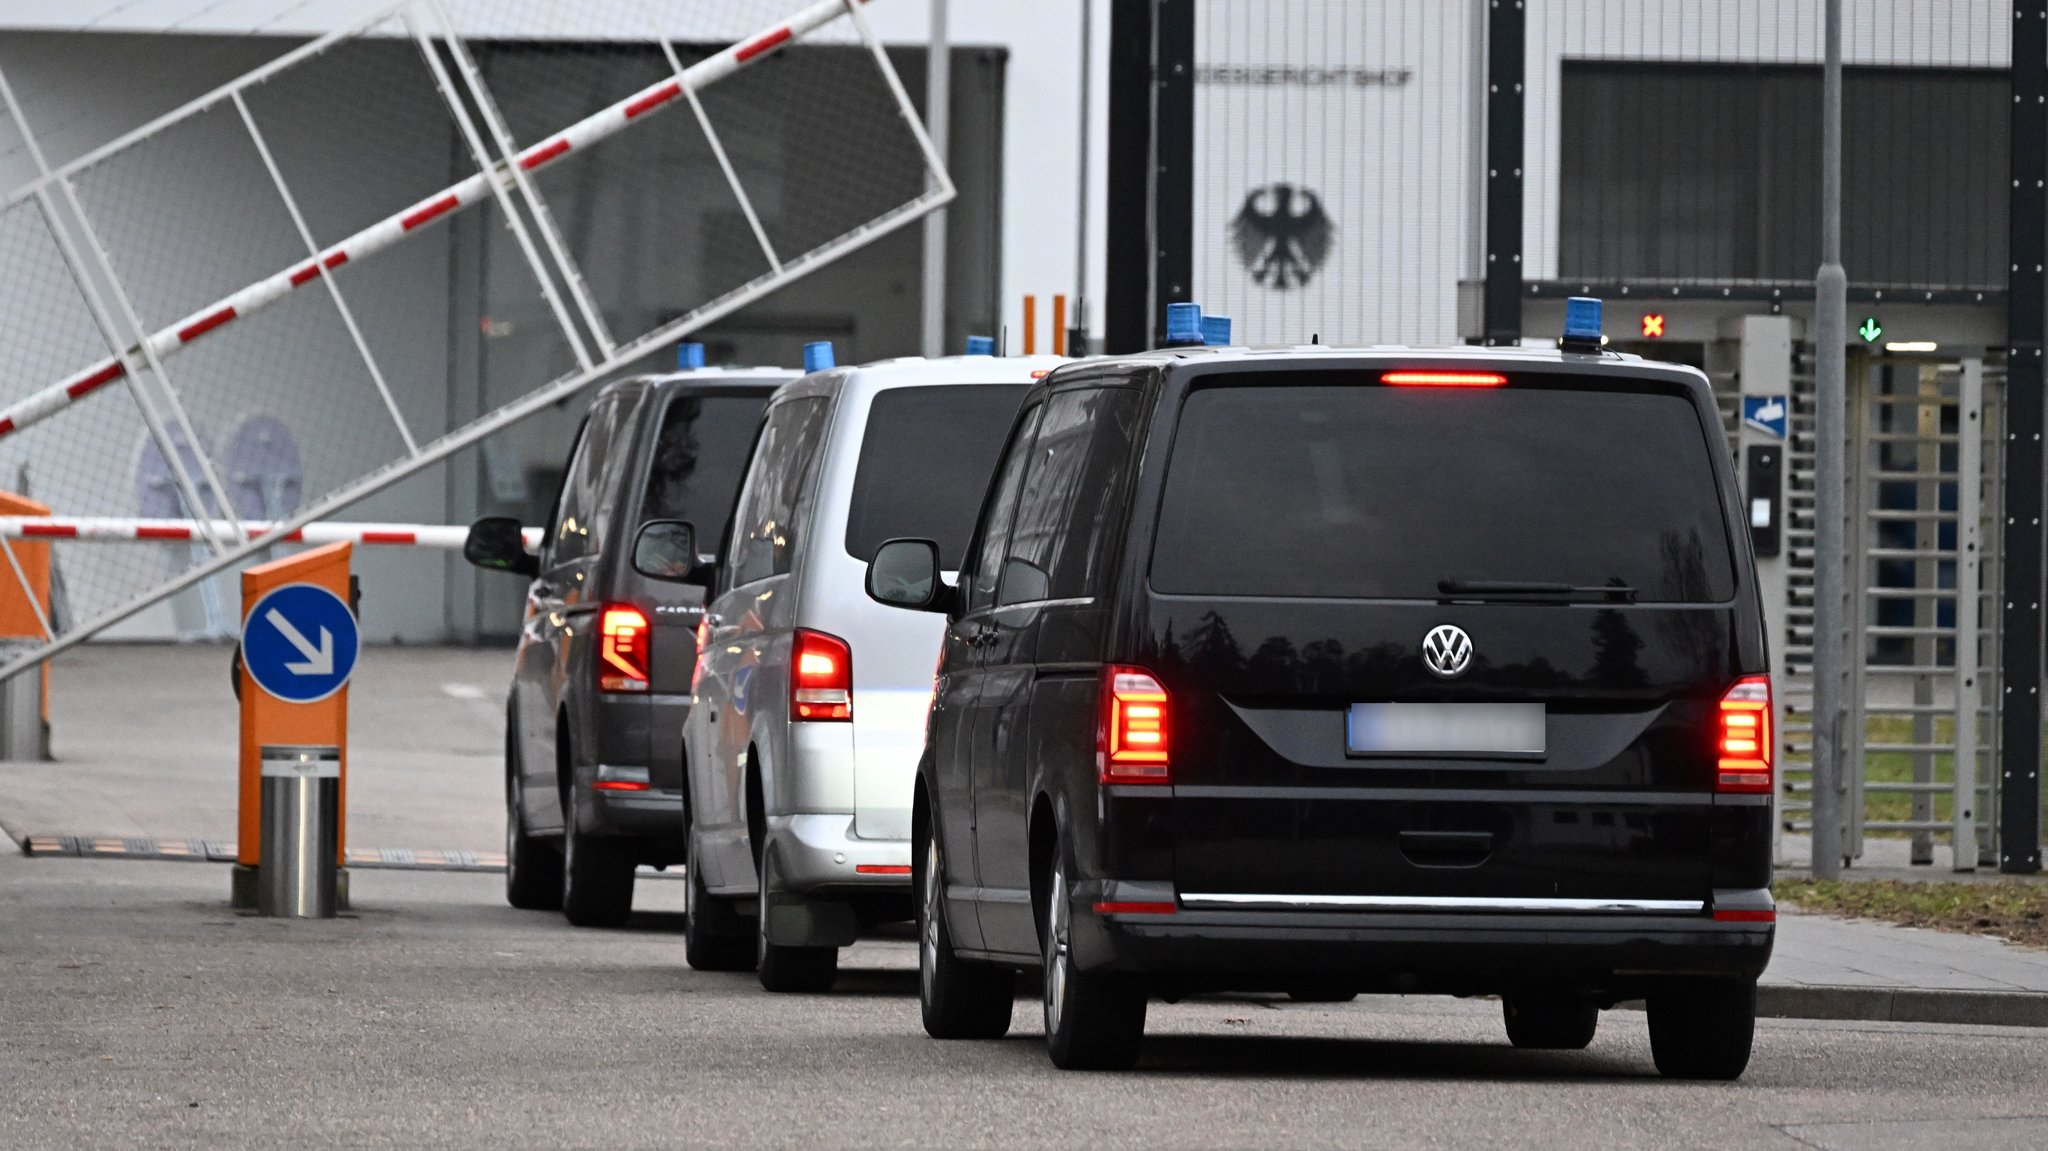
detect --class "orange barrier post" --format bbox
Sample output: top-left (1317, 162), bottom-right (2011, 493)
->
top-left (1052, 294), bottom-right (1068, 357)
top-left (231, 541), bottom-right (353, 909)
top-left (0, 492), bottom-right (53, 761)
top-left (1023, 294), bottom-right (1038, 355)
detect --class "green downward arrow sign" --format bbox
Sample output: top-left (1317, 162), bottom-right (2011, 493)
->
top-left (1859, 317), bottom-right (1883, 343)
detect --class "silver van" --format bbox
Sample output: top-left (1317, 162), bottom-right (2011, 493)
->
top-left (680, 354), bottom-right (1062, 991)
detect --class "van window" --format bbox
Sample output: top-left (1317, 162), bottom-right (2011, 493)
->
top-left (999, 388), bottom-right (1143, 606)
top-left (727, 397), bottom-right (830, 587)
top-left (550, 397), bottom-right (621, 567)
top-left (844, 384), bottom-right (1031, 566)
top-left (962, 405), bottom-right (1043, 613)
top-left (640, 394), bottom-right (770, 524)
top-left (1150, 381), bottom-right (1736, 602)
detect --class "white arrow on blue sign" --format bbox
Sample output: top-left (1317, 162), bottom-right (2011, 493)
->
top-left (242, 583), bottom-right (359, 703)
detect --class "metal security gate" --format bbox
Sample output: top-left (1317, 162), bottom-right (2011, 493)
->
top-left (1774, 351), bottom-right (2005, 869)
top-left (0, 0), bottom-right (948, 677)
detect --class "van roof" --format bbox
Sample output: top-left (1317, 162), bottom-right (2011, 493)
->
top-left (595, 366), bottom-right (801, 399)
top-left (776, 354), bottom-right (1071, 403)
top-left (1069, 343), bottom-right (1708, 387)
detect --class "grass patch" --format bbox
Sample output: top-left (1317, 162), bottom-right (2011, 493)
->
top-left (1777, 878), bottom-right (2048, 948)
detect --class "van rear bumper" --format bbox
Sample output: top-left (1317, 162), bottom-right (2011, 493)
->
top-left (1074, 893), bottom-right (1774, 996)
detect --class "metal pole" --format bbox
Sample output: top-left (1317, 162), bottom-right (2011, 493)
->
top-left (1103, 0), bottom-right (1155, 353)
top-left (920, 0), bottom-right (951, 358)
top-left (1151, 0), bottom-right (1194, 349)
top-left (1480, 0), bottom-right (1525, 346)
top-left (1073, 0), bottom-right (1092, 355)
top-left (1956, 357), bottom-right (1985, 872)
top-left (2000, 0), bottom-right (2047, 874)
top-left (1810, 0), bottom-right (1847, 879)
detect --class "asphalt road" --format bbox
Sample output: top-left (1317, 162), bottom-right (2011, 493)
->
top-left (5, 854), bottom-right (2048, 1149)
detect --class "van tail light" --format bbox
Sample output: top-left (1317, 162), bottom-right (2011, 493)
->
top-left (1099, 666), bottom-right (1170, 785)
top-left (792, 629), bottom-right (853, 721)
top-left (598, 605), bottom-right (651, 693)
top-left (1716, 675), bottom-right (1772, 793)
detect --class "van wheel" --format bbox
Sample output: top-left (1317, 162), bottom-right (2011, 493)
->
top-left (918, 825), bottom-right (1014, 1038)
top-left (1647, 979), bottom-right (1756, 1080)
top-left (1042, 850), bottom-right (1146, 1070)
top-left (561, 785), bottom-right (634, 928)
top-left (1502, 994), bottom-right (1598, 1050)
top-left (684, 807), bottom-right (753, 971)
top-left (504, 726), bottom-right (562, 911)
top-left (756, 852), bottom-right (838, 993)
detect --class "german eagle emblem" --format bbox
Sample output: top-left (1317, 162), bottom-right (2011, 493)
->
top-left (1231, 183), bottom-right (1332, 290)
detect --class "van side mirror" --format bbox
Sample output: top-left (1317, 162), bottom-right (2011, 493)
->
top-left (866, 538), bottom-right (947, 612)
top-left (464, 516), bottom-right (538, 578)
top-left (632, 520), bottom-right (699, 583)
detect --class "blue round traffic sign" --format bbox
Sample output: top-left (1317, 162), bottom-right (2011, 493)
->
top-left (242, 583), bottom-right (359, 703)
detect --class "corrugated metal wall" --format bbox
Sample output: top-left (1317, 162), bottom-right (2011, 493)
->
top-left (1191, 0), bottom-right (1479, 346)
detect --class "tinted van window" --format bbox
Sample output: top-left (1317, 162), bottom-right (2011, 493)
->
top-left (550, 397), bottom-right (621, 566)
top-left (1150, 380), bottom-right (1736, 602)
top-left (641, 394), bottom-right (769, 523)
top-left (1000, 388), bottom-right (1143, 605)
top-left (844, 384), bottom-right (1030, 566)
top-left (727, 397), bottom-right (830, 587)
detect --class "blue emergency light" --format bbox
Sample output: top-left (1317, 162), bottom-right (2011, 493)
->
top-left (676, 341), bottom-right (705, 370)
top-left (1200, 314), bottom-right (1233, 347)
top-left (964, 335), bottom-right (995, 356)
top-left (1562, 296), bottom-right (1604, 353)
top-left (803, 341), bottom-right (835, 372)
top-left (1164, 302), bottom-right (1205, 347)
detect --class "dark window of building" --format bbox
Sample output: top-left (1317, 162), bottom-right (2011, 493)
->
top-left (1559, 62), bottom-right (2006, 290)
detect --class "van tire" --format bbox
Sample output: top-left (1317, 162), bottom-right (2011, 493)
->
top-left (756, 852), bottom-right (838, 993)
top-left (1042, 849), bottom-right (1146, 1070)
top-left (561, 785), bottom-right (635, 928)
top-left (917, 821), bottom-right (1014, 1039)
top-left (1647, 979), bottom-right (1756, 1080)
top-left (684, 808), bottom-right (753, 971)
top-left (1502, 994), bottom-right (1598, 1050)
top-left (505, 719), bottom-right (562, 911)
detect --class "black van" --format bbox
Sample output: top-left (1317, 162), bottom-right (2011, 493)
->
top-left (865, 344), bottom-right (1774, 1077)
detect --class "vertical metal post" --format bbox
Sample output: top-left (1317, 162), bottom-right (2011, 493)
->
top-left (1072, 0), bottom-right (1093, 356)
top-left (1152, 0), bottom-right (1194, 349)
top-left (1957, 357), bottom-right (1986, 871)
top-left (920, 0), bottom-right (951, 359)
top-left (1103, 0), bottom-right (1154, 354)
top-left (2001, 0), bottom-right (2046, 874)
top-left (1811, 0), bottom-right (1848, 879)
top-left (1481, 0), bottom-right (1525, 346)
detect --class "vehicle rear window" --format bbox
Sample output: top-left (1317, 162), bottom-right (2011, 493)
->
top-left (1150, 380), bottom-right (1736, 602)
top-left (844, 384), bottom-right (1031, 565)
top-left (640, 394), bottom-right (769, 524)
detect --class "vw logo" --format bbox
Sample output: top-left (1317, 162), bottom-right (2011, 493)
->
top-left (1421, 624), bottom-right (1473, 679)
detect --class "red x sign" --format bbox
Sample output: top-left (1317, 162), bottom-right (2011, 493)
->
top-left (1640, 313), bottom-right (1666, 339)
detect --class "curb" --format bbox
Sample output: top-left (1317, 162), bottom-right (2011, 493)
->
top-left (1757, 983), bottom-right (2048, 1028)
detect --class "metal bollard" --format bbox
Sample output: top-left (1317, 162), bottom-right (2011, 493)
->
top-left (257, 744), bottom-right (340, 918)
top-left (0, 639), bottom-right (46, 761)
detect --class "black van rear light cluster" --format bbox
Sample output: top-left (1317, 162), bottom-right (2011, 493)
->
top-left (1715, 675), bottom-right (1773, 793)
top-left (598, 605), bottom-right (651, 693)
top-left (1099, 666), bottom-right (1170, 785)
top-left (792, 628), bottom-right (853, 721)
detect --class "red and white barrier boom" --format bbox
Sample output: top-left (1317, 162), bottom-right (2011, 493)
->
top-left (0, 517), bottom-right (540, 552)
top-left (0, 0), bottom-right (865, 439)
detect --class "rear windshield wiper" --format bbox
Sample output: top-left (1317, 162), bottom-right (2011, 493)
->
top-left (1437, 579), bottom-right (1637, 604)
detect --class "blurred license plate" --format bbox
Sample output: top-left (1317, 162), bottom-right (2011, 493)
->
top-left (1346, 703), bottom-right (1545, 756)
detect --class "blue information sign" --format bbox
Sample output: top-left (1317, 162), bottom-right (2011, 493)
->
top-left (242, 583), bottom-right (359, 703)
top-left (1742, 394), bottom-right (1788, 440)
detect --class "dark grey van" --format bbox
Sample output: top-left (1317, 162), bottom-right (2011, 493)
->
top-left (868, 344), bottom-right (1774, 1076)
top-left (466, 366), bottom-right (795, 926)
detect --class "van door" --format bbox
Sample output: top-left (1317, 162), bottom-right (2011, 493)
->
top-left (975, 387), bottom-right (1144, 954)
top-left (1142, 376), bottom-right (1753, 906)
top-left (692, 396), bottom-right (831, 890)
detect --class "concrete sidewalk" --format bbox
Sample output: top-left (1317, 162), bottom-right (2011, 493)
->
top-left (0, 642), bottom-right (513, 853)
